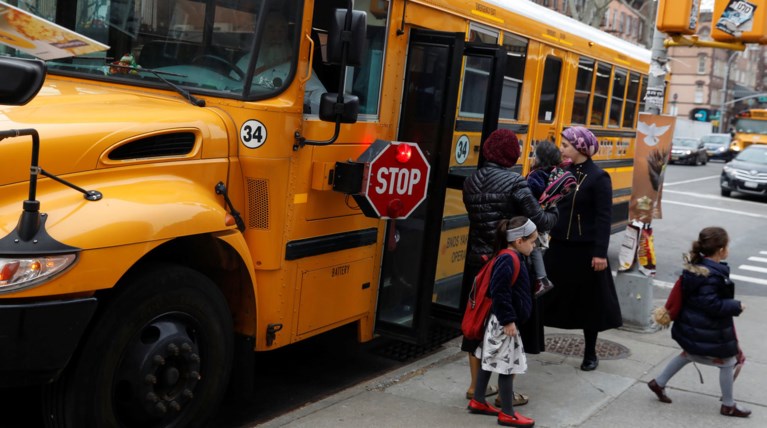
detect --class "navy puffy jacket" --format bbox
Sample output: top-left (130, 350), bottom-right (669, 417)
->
top-left (671, 258), bottom-right (743, 358)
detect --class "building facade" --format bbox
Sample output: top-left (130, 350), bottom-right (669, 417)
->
top-left (666, 11), bottom-right (764, 131)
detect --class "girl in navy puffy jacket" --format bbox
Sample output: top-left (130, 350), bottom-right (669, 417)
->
top-left (647, 227), bottom-right (750, 418)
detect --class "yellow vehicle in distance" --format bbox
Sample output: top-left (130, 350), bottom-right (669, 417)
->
top-left (730, 109), bottom-right (767, 155)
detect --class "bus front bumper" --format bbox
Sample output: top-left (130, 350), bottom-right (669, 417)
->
top-left (0, 297), bottom-right (97, 387)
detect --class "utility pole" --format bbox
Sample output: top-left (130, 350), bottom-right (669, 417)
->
top-left (644, 22), bottom-right (669, 116)
top-left (614, 9), bottom-right (671, 332)
top-left (719, 51), bottom-right (739, 133)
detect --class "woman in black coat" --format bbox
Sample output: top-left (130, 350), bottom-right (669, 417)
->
top-left (462, 129), bottom-right (558, 403)
top-left (542, 126), bottom-right (622, 371)
top-left (647, 227), bottom-right (750, 418)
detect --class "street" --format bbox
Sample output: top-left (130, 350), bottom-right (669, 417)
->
top-left (615, 160), bottom-right (767, 297)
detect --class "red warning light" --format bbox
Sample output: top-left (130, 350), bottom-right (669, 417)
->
top-left (395, 143), bottom-right (412, 163)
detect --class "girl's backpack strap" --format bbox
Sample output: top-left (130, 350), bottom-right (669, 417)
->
top-left (497, 249), bottom-right (521, 285)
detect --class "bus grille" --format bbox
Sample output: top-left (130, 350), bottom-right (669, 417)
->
top-left (107, 132), bottom-right (196, 160)
top-left (247, 178), bottom-right (270, 229)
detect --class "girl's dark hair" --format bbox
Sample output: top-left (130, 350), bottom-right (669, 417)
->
top-left (493, 216), bottom-right (534, 255)
top-left (688, 226), bottom-right (729, 264)
top-left (534, 140), bottom-right (561, 170)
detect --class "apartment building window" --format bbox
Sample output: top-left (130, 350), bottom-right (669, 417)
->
top-left (694, 83), bottom-right (704, 104)
top-left (604, 8), bottom-right (611, 29)
top-left (697, 54), bottom-right (706, 74)
top-left (626, 16), bottom-right (632, 36)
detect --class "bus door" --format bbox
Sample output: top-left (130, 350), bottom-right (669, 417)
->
top-left (375, 29), bottom-right (506, 343)
top-left (529, 44), bottom-right (568, 150)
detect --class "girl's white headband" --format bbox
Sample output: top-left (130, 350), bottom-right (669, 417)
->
top-left (506, 219), bottom-right (536, 241)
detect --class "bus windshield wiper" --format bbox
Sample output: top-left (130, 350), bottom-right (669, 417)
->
top-left (109, 64), bottom-right (206, 107)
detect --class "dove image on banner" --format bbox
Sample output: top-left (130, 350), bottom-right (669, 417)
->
top-left (629, 113), bottom-right (676, 224)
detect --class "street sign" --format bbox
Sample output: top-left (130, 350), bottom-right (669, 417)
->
top-left (356, 140), bottom-right (431, 219)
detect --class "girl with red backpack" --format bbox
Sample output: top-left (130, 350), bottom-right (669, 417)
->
top-left (467, 216), bottom-right (538, 428)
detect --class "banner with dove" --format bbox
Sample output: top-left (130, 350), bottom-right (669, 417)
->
top-left (618, 114), bottom-right (676, 274)
top-left (629, 113), bottom-right (676, 224)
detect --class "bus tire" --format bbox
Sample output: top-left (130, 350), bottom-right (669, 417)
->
top-left (43, 264), bottom-right (234, 428)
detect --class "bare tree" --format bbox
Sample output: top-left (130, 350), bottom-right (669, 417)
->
top-left (566, 0), bottom-right (613, 28)
top-left (564, 0), bottom-right (655, 48)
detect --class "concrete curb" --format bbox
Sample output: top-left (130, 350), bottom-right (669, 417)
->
top-left (253, 337), bottom-right (465, 427)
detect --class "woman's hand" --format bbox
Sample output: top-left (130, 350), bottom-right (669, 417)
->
top-left (592, 257), bottom-right (608, 271)
top-left (503, 322), bottom-right (518, 337)
top-left (741, 302), bottom-right (746, 311)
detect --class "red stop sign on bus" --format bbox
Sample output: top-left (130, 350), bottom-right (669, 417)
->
top-left (362, 141), bottom-right (430, 219)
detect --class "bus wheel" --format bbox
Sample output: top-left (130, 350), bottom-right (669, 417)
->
top-left (43, 264), bottom-right (234, 428)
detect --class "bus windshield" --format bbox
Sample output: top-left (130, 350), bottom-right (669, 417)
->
top-left (0, 0), bottom-right (300, 99)
top-left (733, 118), bottom-right (767, 135)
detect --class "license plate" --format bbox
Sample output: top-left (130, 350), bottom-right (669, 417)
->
top-left (744, 181), bottom-right (758, 189)
top-left (671, 155), bottom-right (679, 160)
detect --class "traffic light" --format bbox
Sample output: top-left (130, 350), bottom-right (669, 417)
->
top-left (712, 0), bottom-right (767, 43)
top-left (656, 0), bottom-right (701, 35)
top-left (689, 108), bottom-right (711, 122)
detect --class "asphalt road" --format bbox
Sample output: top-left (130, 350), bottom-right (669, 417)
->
top-left (609, 159), bottom-right (767, 298)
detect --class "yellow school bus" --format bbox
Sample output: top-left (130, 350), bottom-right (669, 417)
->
top-left (730, 109), bottom-right (767, 153)
top-left (0, 0), bottom-right (649, 426)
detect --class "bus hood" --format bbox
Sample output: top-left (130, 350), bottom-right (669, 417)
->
top-left (0, 78), bottom-right (230, 185)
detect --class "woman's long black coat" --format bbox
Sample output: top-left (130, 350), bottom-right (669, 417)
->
top-left (542, 158), bottom-right (622, 331)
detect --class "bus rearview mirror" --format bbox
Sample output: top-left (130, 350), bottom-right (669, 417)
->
top-left (319, 93), bottom-right (360, 124)
top-left (0, 57), bottom-right (46, 106)
top-left (327, 9), bottom-right (367, 66)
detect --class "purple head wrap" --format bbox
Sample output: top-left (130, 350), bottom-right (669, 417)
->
top-left (561, 126), bottom-right (598, 158)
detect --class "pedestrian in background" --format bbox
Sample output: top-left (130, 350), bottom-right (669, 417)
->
top-left (647, 226), bottom-right (750, 418)
top-left (467, 217), bottom-right (538, 428)
top-left (462, 129), bottom-right (558, 405)
top-left (542, 126), bottom-right (622, 371)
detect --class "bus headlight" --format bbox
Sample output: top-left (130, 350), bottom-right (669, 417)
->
top-left (0, 254), bottom-right (77, 293)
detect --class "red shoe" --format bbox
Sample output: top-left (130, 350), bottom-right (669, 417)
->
top-left (498, 411), bottom-right (535, 427)
top-left (467, 398), bottom-right (500, 416)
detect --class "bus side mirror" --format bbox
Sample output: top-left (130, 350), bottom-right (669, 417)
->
top-left (0, 57), bottom-right (46, 106)
top-left (319, 93), bottom-right (360, 123)
top-left (327, 9), bottom-right (367, 66)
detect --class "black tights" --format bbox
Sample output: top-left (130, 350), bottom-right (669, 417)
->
top-left (474, 369), bottom-right (515, 415)
top-left (584, 328), bottom-right (598, 360)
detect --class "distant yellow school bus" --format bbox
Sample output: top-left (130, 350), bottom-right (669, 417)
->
top-left (730, 109), bottom-right (767, 153)
top-left (0, 0), bottom-right (649, 426)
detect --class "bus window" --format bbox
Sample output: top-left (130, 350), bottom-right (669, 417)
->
top-left (590, 63), bottom-right (611, 127)
top-left (572, 58), bottom-right (595, 124)
top-left (537, 55), bottom-right (562, 123)
top-left (609, 68), bottom-right (627, 127)
top-left (638, 74), bottom-right (648, 112)
top-left (499, 33), bottom-right (528, 120)
top-left (342, 0), bottom-right (389, 117)
top-left (469, 23), bottom-right (499, 44)
top-left (459, 24), bottom-right (499, 117)
top-left (623, 72), bottom-right (640, 128)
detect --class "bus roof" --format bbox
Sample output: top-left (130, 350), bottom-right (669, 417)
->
top-left (484, 0), bottom-right (651, 64)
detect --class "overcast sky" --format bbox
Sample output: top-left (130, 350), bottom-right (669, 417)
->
top-left (701, 0), bottom-right (713, 11)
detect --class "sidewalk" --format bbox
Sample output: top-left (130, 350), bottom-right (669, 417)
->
top-left (255, 293), bottom-right (766, 428)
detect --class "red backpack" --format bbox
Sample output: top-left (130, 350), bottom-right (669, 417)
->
top-left (461, 249), bottom-right (521, 340)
